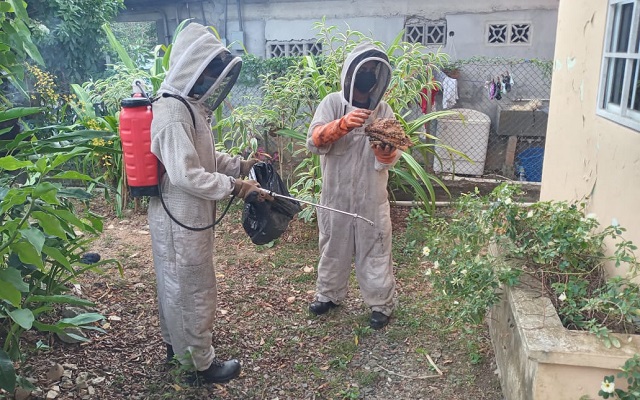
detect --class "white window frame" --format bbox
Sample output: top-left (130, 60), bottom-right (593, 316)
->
top-left (597, 0), bottom-right (640, 131)
top-left (485, 22), bottom-right (532, 46)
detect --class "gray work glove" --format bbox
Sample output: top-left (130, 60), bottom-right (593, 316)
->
top-left (240, 158), bottom-right (259, 176)
top-left (232, 179), bottom-right (273, 201)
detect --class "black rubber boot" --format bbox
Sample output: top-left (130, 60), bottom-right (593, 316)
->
top-left (166, 343), bottom-right (175, 364)
top-left (189, 359), bottom-right (242, 385)
top-left (309, 301), bottom-right (338, 316)
top-left (370, 311), bottom-right (390, 330)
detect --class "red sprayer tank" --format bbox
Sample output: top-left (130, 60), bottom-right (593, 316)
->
top-left (119, 80), bottom-right (159, 197)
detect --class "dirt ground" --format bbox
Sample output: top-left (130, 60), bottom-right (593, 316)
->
top-left (13, 195), bottom-right (504, 400)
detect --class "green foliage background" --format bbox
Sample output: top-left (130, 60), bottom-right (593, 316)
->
top-left (26, 0), bottom-right (125, 85)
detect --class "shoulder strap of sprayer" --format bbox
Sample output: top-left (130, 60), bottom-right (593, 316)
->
top-left (150, 93), bottom-right (196, 129)
top-left (150, 93), bottom-right (235, 231)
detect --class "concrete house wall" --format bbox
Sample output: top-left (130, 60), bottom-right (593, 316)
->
top-left (541, 0), bottom-right (640, 275)
top-left (119, 0), bottom-right (558, 60)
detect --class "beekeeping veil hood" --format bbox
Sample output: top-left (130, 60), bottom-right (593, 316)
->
top-left (341, 42), bottom-right (392, 110)
top-left (159, 22), bottom-right (242, 110)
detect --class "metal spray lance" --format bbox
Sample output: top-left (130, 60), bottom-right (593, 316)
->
top-left (258, 189), bottom-right (375, 226)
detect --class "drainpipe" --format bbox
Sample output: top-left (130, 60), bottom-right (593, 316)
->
top-left (237, 0), bottom-right (243, 31)
top-left (157, 9), bottom-right (171, 44)
top-left (223, 0), bottom-right (228, 43)
top-left (200, 1), bottom-right (207, 25)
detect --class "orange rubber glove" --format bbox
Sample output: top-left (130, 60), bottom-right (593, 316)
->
top-left (312, 109), bottom-right (371, 147)
top-left (371, 142), bottom-right (397, 164)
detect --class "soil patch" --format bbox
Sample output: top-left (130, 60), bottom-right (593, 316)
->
top-left (15, 198), bottom-right (503, 399)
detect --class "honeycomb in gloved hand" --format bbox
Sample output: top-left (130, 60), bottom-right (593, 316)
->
top-left (364, 118), bottom-right (413, 151)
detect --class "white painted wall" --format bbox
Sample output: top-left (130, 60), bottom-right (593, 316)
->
top-left (446, 10), bottom-right (558, 60)
top-left (118, 0), bottom-right (559, 59)
top-left (541, 0), bottom-right (640, 277)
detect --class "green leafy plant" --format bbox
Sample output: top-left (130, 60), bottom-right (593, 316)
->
top-left (26, 0), bottom-right (125, 85)
top-left (0, 0), bottom-right (45, 103)
top-left (597, 354), bottom-right (640, 399)
top-left (0, 8), bottom-right (121, 391)
top-left (107, 21), bottom-right (157, 68)
top-left (218, 19), bottom-right (460, 221)
top-left (237, 53), bottom-right (299, 86)
top-left (0, 126), bottom-right (121, 392)
top-left (421, 183), bottom-right (640, 347)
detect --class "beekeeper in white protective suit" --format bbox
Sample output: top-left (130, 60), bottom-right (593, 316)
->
top-left (306, 42), bottom-right (401, 330)
top-left (148, 22), bottom-right (267, 385)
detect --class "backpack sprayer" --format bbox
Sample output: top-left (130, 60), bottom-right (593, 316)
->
top-left (119, 79), bottom-right (159, 197)
top-left (118, 79), bottom-right (233, 231)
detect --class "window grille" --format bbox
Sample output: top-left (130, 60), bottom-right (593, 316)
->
top-left (267, 40), bottom-right (322, 58)
top-left (487, 23), bottom-right (531, 45)
top-left (404, 20), bottom-right (446, 46)
top-left (510, 24), bottom-right (531, 43)
top-left (597, 0), bottom-right (640, 131)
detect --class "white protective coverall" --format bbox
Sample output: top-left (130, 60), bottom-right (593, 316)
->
top-left (306, 43), bottom-right (401, 316)
top-left (148, 23), bottom-right (242, 370)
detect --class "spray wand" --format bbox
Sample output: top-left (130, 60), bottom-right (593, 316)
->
top-left (259, 189), bottom-right (375, 226)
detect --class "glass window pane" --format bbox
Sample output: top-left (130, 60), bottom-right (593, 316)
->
top-left (615, 2), bottom-right (634, 52)
top-left (628, 59), bottom-right (640, 111)
top-left (609, 58), bottom-right (626, 105)
top-left (636, 18), bottom-right (640, 53)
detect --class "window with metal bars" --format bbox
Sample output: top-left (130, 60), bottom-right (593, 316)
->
top-left (486, 22), bottom-right (531, 45)
top-left (266, 40), bottom-right (322, 58)
top-left (404, 20), bottom-right (447, 46)
top-left (597, 0), bottom-right (640, 131)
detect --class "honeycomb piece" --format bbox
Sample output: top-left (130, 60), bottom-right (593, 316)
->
top-left (364, 118), bottom-right (413, 151)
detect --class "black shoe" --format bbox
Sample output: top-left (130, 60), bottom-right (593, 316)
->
top-left (309, 301), bottom-right (338, 316)
top-left (166, 343), bottom-right (175, 364)
top-left (80, 252), bottom-right (101, 264)
top-left (190, 359), bottom-right (241, 385)
top-left (370, 311), bottom-right (389, 330)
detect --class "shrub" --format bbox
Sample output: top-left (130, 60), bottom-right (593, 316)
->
top-left (422, 183), bottom-right (640, 349)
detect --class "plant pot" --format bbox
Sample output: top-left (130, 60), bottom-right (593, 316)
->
top-left (488, 273), bottom-right (640, 399)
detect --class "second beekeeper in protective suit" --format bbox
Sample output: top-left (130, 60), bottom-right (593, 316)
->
top-left (306, 42), bottom-right (401, 330)
top-left (148, 22), bottom-right (264, 385)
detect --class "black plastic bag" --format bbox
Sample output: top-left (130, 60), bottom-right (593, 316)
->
top-left (242, 162), bottom-right (302, 245)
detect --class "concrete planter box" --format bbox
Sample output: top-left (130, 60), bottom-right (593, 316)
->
top-left (488, 274), bottom-right (640, 399)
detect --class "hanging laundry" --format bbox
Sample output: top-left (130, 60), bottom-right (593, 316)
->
top-left (442, 76), bottom-right (458, 109)
top-left (420, 86), bottom-right (439, 113)
top-left (495, 77), bottom-right (502, 100)
top-left (501, 74), bottom-right (508, 95)
top-left (502, 72), bottom-right (512, 93)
